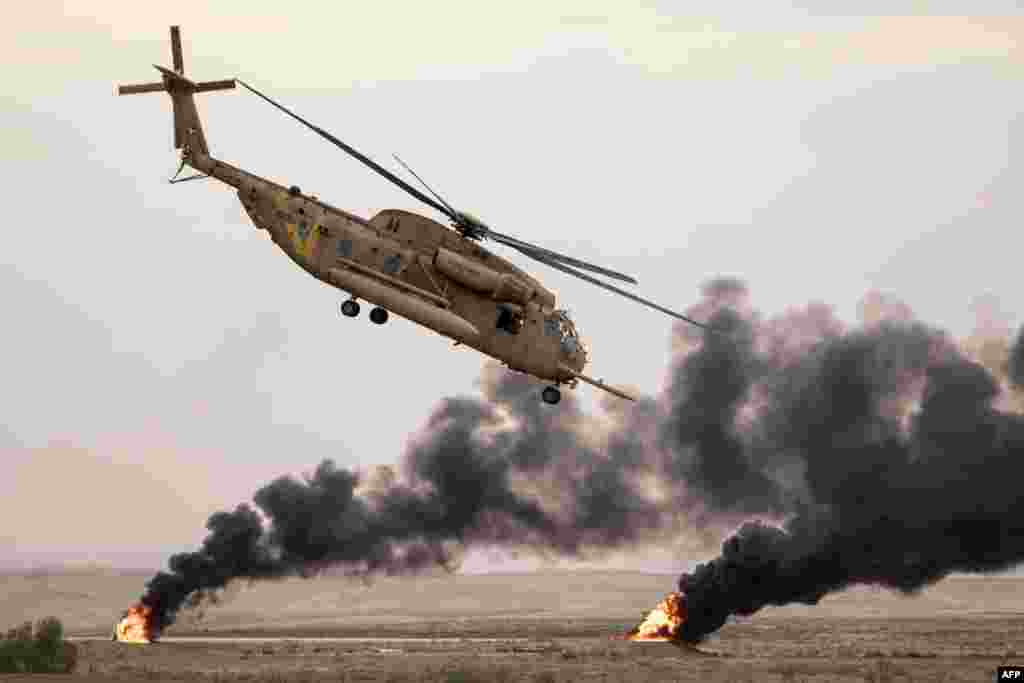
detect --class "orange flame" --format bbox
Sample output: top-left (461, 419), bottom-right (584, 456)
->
top-left (626, 591), bottom-right (686, 641)
top-left (114, 603), bottom-right (157, 644)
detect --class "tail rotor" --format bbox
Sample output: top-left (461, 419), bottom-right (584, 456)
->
top-left (116, 25), bottom-right (235, 157)
top-left (170, 25), bottom-right (184, 74)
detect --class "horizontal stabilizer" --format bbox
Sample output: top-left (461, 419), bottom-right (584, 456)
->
top-left (154, 64), bottom-right (193, 85)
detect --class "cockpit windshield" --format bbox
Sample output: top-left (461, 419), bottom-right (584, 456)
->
top-left (546, 309), bottom-right (587, 357)
top-left (553, 310), bottom-right (576, 338)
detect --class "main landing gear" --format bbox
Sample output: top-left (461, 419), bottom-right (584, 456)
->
top-left (340, 299), bottom-right (389, 325)
top-left (541, 386), bottom-right (561, 405)
top-left (340, 299), bottom-right (360, 317)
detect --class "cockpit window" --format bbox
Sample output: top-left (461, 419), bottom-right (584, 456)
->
top-left (545, 310), bottom-right (587, 355)
top-left (543, 316), bottom-right (560, 338)
top-left (496, 305), bottom-right (524, 335)
top-left (552, 310), bottom-right (577, 339)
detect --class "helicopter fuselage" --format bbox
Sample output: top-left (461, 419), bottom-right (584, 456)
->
top-left (187, 152), bottom-right (588, 385)
top-left (116, 25), bottom-right (706, 404)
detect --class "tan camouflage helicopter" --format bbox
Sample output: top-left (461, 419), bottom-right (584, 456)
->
top-left (118, 27), bottom-right (715, 405)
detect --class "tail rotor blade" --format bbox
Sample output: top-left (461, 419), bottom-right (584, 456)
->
top-left (170, 26), bottom-right (184, 74)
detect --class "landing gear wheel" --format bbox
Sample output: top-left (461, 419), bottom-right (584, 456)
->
top-left (369, 307), bottom-right (389, 325)
top-left (340, 299), bottom-right (360, 317)
top-left (541, 386), bottom-right (561, 405)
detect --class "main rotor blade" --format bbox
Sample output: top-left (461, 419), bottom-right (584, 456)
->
top-left (236, 79), bottom-right (457, 221)
top-left (519, 248), bottom-right (720, 334)
top-left (392, 154), bottom-right (461, 221)
top-left (238, 80), bottom-right (647, 290)
top-left (489, 231), bottom-right (638, 285)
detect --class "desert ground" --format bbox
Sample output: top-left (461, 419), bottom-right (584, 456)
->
top-left (1, 569), bottom-right (1021, 681)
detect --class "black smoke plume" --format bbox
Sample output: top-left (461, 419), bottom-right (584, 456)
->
top-left (137, 279), bottom-right (1024, 641)
top-left (140, 369), bottom-right (674, 632)
top-left (1009, 325), bottom-right (1024, 390)
top-left (676, 291), bottom-right (1024, 642)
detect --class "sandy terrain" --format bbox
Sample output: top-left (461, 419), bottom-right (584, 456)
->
top-left (2, 570), bottom-right (1021, 681)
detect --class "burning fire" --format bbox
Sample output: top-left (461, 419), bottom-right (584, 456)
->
top-left (114, 604), bottom-right (158, 644)
top-left (626, 591), bottom-right (686, 641)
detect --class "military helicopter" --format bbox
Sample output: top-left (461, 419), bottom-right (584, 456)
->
top-left (118, 27), bottom-right (716, 405)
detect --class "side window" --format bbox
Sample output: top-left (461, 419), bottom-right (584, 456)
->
top-left (496, 306), bottom-right (523, 335)
top-left (382, 253), bottom-right (402, 275)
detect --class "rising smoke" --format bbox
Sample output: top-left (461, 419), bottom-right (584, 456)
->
top-left (675, 287), bottom-right (1024, 642)
top-left (1009, 326), bottom-right (1024, 390)
top-left (138, 280), bottom-right (1024, 642)
top-left (142, 364), bottom-right (674, 632)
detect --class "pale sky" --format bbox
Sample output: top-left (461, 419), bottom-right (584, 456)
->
top-left (1, 1), bottom-right (1022, 571)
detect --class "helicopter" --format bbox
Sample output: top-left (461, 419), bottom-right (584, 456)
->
top-left (118, 26), bottom-right (716, 405)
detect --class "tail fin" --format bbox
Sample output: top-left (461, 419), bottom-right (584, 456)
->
top-left (117, 26), bottom-right (235, 156)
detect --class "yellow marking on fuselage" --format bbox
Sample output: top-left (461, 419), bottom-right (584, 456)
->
top-left (273, 191), bottom-right (319, 261)
top-left (286, 221), bottom-right (319, 260)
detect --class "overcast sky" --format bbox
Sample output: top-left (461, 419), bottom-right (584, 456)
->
top-left (1, 2), bottom-right (1021, 572)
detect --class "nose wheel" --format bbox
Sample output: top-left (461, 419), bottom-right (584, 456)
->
top-left (369, 307), bottom-right (389, 325)
top-left (340, 299), bottom-right (360, 317)
top-left (541, 386), bottom-right (561, 405)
